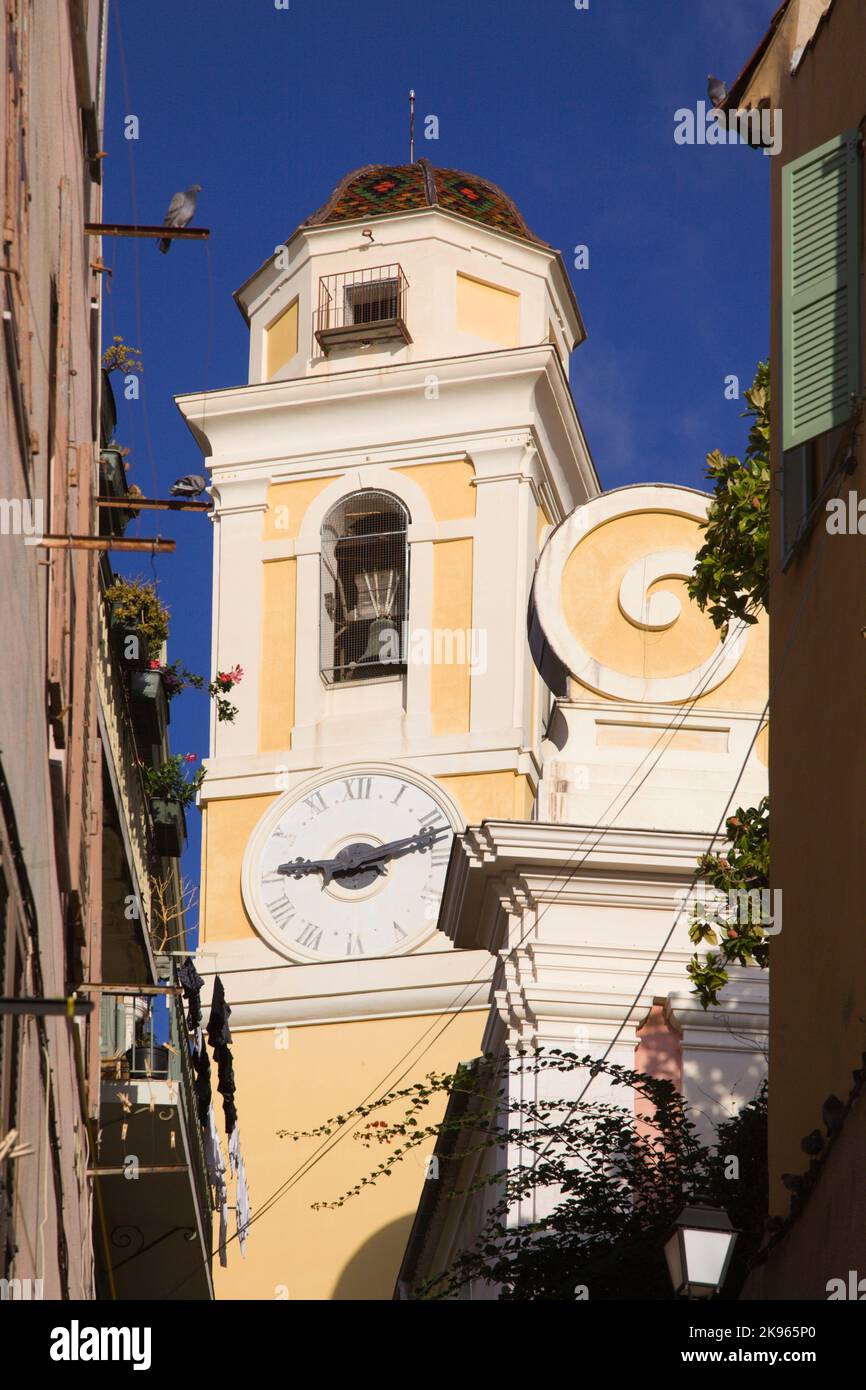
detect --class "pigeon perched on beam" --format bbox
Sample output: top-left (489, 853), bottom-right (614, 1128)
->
top-left (707, 74), bottom-right (728, 108)
top-left (169, 474), bottom-right (207, 498)
top-left (158, 184), bottom-right (201, 254)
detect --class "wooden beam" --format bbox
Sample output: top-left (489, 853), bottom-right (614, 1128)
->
top-left (79, 983), bottom-right (182, 995)
top-left (0, 997), bottom-right (94, 1017)
top-left (36, 535), bottom-right (176, 553)
top-left (84, 223), bottom-right (210, 241)
top-left (86, 1166), bottom-right (190, 1176)
top-left (96, 495), bottom-right (211, 513)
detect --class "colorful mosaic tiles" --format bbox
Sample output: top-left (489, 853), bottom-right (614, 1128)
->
top-left (305, 159), bottom-right (545, 246)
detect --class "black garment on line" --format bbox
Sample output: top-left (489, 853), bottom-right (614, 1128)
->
top-left (207, 974), bottom-right (238, 1135)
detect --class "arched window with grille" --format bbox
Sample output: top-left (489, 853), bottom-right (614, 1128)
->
top-left (320, 490), bottom-right (409, 683)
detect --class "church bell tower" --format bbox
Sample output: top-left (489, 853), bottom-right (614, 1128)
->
top-left (176, 157), bottom-right (598, 1299)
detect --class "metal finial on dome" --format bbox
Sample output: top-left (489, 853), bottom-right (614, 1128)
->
top-left (409, 90), bottom-right (415, 163)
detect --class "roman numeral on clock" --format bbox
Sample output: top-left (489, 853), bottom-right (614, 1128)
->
top-left (265, 894), bottom-right (296, 931)
top-left (303, 790), bottom-right (328, 816)
top-left (296, 922), bottom-right (323, 952)
top-left (392, 922), bottom-right (407, 942)
top-left (345, 933), bottom-right (365, 956)
top-left (342, 776), bottom-right (372, 800)
top-left (430, 839), bottom-right (450, 867)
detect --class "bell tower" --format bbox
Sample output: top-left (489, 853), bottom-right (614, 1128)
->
top-left (176, 158), bottom-right (598, 1299)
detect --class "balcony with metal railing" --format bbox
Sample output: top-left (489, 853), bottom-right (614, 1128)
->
top-left (313, 264), bottom-right (411, 354)
top-left (96, 970), bottom-right (214, 1299)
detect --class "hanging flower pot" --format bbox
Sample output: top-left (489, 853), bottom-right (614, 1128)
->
top-left (99, 446), bottom-right (134, 537)
top-left (100, 368), bottom-right (117, 448)
top-left (105, 578), bottom-right (169, 672)
top-left (129, 669), bottom-right (169, 748)
top-left (108, 602), bottom-right (150, 670)
top-left (150, 797), bottom-right (187, 858)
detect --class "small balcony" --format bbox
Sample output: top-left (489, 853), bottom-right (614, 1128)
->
top-left (314, 264), bottom-right (411, 355)
top-left (96, 977), bottom-right (214, 1299)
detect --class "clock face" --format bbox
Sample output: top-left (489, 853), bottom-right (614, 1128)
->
top-left (244, 768), bottom-right (457, 962)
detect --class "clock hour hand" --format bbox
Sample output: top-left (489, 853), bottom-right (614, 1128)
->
top-left (276, 855), bottom-right (345, 886)
top-left (276, 844), bottom-right (391, 888)
top-left (276, 828), bottom-right (449, 888)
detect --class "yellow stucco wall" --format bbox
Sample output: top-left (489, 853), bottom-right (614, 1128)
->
top-left (263, 476), bottom-right (336, 541)
top-left (561, 512), bottom-right (768, 710)
top-left (213, 1009), bottom-right (486, 1300)
top-left (264, 298), bottom-right (298, 378)
top-left (439, 769), bottom-right (534, 821)
top-left (394, 459), bottom-right (476, 520)
top-left (431, 538), bottom-right (473, 736)
top-left (202, 794), bottom-right (276, 943)
top-left (456, 272), bottom-right (520, 347)
top-left (260, 558), bottom-right (297, 750)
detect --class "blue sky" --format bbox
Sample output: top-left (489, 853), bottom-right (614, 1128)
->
top-left (103, 0), bottom-right (779, 918)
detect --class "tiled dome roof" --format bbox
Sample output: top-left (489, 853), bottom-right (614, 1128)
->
top-left (303, 157), bottom-right (548, 246)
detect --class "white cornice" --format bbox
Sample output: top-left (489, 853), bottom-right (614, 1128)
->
top-left (440, 819), bottom-right (732, 951)
top-left (174, 345), bottom-right (599, 512)
top-left (192, 937), bottom-right (493, 1030)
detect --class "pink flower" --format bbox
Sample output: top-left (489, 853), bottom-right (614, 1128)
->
top-left (150, 659), bottom-right (161, 670)
top-left (184, 753), bottom-right (197, 763)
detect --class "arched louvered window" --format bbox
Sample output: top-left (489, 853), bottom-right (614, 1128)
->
top-left (320, 490), bottom-right (409, 683)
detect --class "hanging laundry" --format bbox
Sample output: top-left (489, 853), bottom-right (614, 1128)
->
top-left (207, 975), bottom-right (238, 1137)
top-left (229, 1128), bottom-right (252, 1257)
top-left (205, 1105), bottom-right (230, 1268)
top-left (178, 956), bottom-right (205, 1032)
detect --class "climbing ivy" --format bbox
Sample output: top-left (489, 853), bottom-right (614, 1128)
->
top-left (280, 1053), bottom-right (767, 1300)
top-left (687, 361), bottom-right (770, 636)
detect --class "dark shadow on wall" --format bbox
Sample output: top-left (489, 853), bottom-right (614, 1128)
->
top-left (331, 1215), bottom-right (415, 1300)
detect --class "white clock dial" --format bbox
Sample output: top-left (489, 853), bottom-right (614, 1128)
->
top-left (246, 769), bottom-right (457, 962)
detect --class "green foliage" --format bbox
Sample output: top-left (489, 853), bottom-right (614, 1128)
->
top-left (280, 1053), bottom-right (767, 1301)
top-left (687, 361), bottom-right (770, 635)
top-left (102, 335), bottom-right (143, 375)
top-left (142, 753), bottom-right (205, 809)
top-left (154, 660), bottom-right (244, 723)
top-left (105, 576), bottom-right (170, 648)
top-left (687, 798), bottom-right (770, 1008)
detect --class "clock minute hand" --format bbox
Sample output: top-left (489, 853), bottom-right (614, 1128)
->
top-left (351, 825), bottom-right (449, 869)
top-left (276, 828), bottom-right (449, 887)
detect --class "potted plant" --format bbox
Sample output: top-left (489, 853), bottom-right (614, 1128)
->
top-left (104, 576), bottom-right (169, 671)
top-left (128, 662), bottom-right (170, 749)
top-left (101, 336), bottom-right (142, 445)
top-left (142, 753), bottom-right (205, 858)
top-left (98, 446), bottom-right (141, 537)
top-left (100, 369), bottom-right (117, 449)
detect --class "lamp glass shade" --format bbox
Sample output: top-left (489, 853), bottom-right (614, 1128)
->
top-left (664, 1205), bottom-right (738, 1298)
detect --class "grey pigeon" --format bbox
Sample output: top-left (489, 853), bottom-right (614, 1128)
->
top-left (821, 1094), bottom-right (845, 1136)
top-left (170, 474), bottom-right (207, 498)
top-left (707, 74), bottom-right (727, 108)
top-left (800, 1129), bottom-right (824, 1157)
top-left (158, 184), bottom-right (201, 254)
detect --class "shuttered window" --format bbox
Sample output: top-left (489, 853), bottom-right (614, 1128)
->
top-left (782, 129), bottom-right (863, 451)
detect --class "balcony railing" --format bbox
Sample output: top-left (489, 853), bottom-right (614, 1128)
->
top-left (313, 264), bottom-right (411, 354)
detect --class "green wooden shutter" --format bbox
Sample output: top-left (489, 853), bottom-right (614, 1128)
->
top-left (782, 129), bottom-right (863, 451)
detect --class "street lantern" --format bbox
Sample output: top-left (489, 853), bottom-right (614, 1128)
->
top-left (664, 1203), bottom-right (738, 1299)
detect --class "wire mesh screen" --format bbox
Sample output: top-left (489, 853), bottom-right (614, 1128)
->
top-left (320, 490), bottom-right (409, 683)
